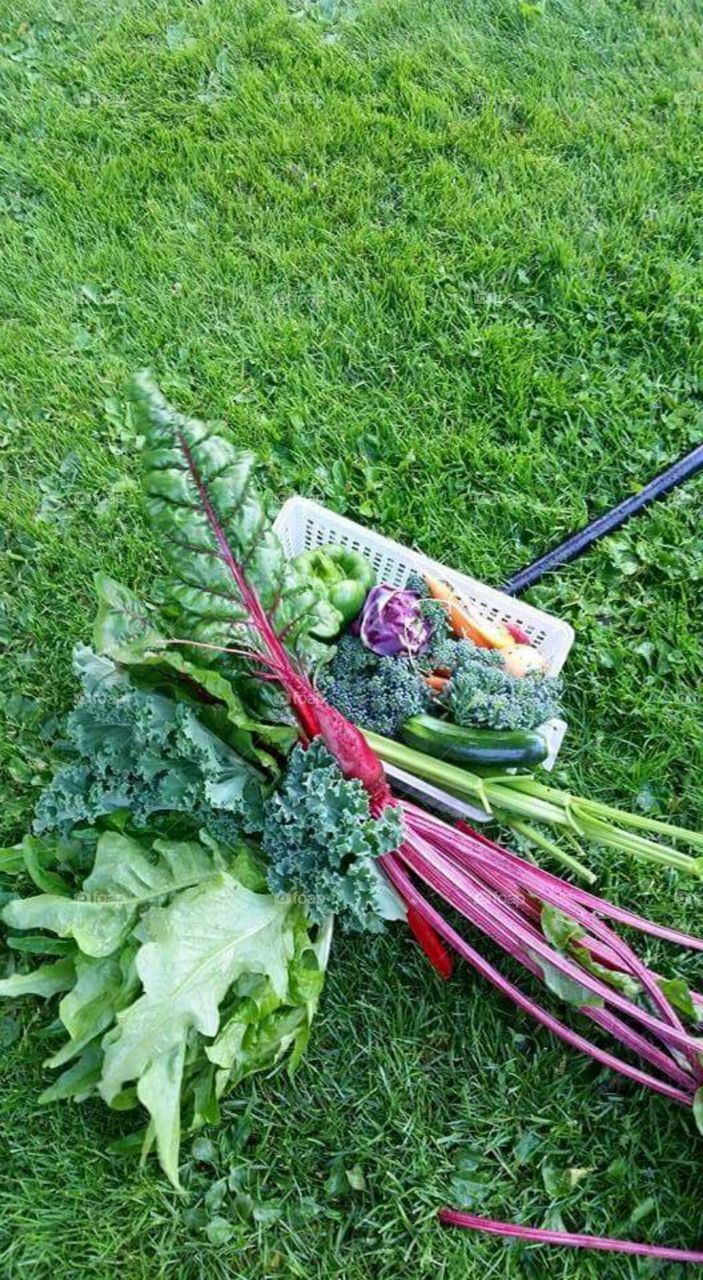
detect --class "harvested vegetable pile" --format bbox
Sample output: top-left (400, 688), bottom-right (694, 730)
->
top-left (2, 376), bottom-right (703, 1263)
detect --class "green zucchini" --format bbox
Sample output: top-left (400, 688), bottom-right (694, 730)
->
top-left (399, 714), bottom-right (549, 768)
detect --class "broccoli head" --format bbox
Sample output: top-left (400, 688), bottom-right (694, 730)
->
top-left (319, 632), bottom-right (430, 737)
top-left (441, 642), bottom-right (562, 731)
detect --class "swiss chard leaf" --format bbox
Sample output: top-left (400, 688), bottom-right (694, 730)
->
top-left (93, 572), bottom-right (165, 665)
top-left (658, 976), bottom-right (700, 1023)
top-left (540, 903), bottom-right (583, 951)
top-left (93, 577), bottom-right (294, 759)
top-left (130, 372), bottom-right (338, 666)
top-left (528, 950), bottom-right (604, 1009)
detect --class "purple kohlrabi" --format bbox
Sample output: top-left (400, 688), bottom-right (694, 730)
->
top-left (358, 584), bottom-right (431, 657)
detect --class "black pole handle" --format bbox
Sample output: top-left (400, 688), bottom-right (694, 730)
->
top-left (503, 441), bottom-right (703, 597)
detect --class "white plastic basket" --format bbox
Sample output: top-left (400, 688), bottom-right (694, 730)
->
top-left (273, 497), bottom-right (574, 770)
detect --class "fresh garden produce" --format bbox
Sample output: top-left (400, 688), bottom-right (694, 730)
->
top-left (319, 632), bottom-right (430, 737)
top-left (399, 714), bottom-right (549, 769)
top-left (2, 374), bottom-right (703, 1263)
top-left (365, 728), bottom-right (703, 879)
top-left (262, 739), bottom-right (405, 932)
top-left (424, 573), bottom-right (550, 668)
top-left (357, 583), bottom-right (431, 656)
top-left (423, 573), bottom-right (548, 677)
top-left (292, 545), bottom-right (375, 629)
top-left (425, 573), bottom-right (515, 648)
top-left (436, 643), bottom-right (561, 731)
top-left (322, 578), bottom-right (561, 743)
top-left (34, 647), bottom-right (266, 842)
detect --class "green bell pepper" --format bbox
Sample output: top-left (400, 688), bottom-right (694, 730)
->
top-left (293, 549), bottom-right (342, 586)
top-left (292, 544), bottom-right (376, 628)
top-left (323, 546), bottom-right (377, 592)
top-left (327, 577), bottom-right (367, 623)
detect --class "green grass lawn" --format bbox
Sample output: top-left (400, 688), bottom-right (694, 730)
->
top-left (1, 0), bottom-right (703, 1275)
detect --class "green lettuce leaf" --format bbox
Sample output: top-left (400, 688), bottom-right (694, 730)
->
top-left (39, 1044), bottom-right (104, 1104)
top-left (2, 827), bottom-right (329, 1186)
top-left (2, 832), bottom-right (222, 957)
top-left (99, 871), bottom-right (297, 1186)
top-left (46, 945), bottom-right (140, 1069)
top-left (0, 957), bottom-right (76, 999)
top-left (207, 912), bottom-right (328, 1088)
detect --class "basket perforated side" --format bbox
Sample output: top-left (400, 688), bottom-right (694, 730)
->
top-left (274, 497), bottom-right (572, 771)
top-left (274, 497), bottom-right (574, 674)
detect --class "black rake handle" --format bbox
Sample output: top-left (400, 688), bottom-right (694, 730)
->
top-left (503, 441), bottom-right (703, 597)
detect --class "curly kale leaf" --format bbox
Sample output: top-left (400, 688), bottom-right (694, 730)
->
top-left (34, 647), bottom-right (266, 841)
top-left (319, 633), bottom-right (430, 738)
top-left (441, 643), bottom-right (562, 731)
top-left (262, 740), bottom-right (404, 933)
top-left (130, 372), bottom-right (339, 667)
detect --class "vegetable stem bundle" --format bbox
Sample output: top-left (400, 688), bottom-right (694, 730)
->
top-left (363, 729), bottom-right (703, 879)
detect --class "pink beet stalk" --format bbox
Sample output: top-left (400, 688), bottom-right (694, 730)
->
top-left (396, 830), bottom-right (702, 1065)
top-left (178, 426), bottom-right (391, 800)
top-left (412, 814), bottom-right (701, 1064)
top-left (437, 1211), bottom-right (703, 1262)
top-left (380, 851), bottom-right (695, 1105)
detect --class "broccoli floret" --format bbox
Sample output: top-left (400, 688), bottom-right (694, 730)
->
top-left (441, 643), bottom-right (562, 731)
top-left (416, 598), bottom-right (460, 672)
top-left (405, 571), bottom-right (429, 597)
top-left (319, 632), bottom-right (430, 737)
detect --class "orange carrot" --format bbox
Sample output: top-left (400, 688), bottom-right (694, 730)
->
top-left (424, 674), bottom-right (449, 692)
top-left (424, 575), bottom-right (514, 650)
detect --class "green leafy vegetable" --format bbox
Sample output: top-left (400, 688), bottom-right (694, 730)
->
top-left (262, 740), bottom-right (405, 932)
top-left (93, 572), bottom-right (165, 665)
top-left (4, 832), bottom-right (223, 957)
top-left (1, 830), bottom-right (328, 1186)
top-left (541, 904), bottom-right (641, 999)
top-left (99, 868), bottom-right (296, 1184)
top-left (529, 954), bottom-right (604, 1009)
top-left (93, 574), bottom-right (295, 758)
top-left (34, 647), bottom-right (266, 842)
top-left (0, 957), bottom-right (76, 999)
top-left (130, 371), bottom-right (339, 665)
top-left (440, 644), bottom-right (562, 732)
top-left (47, 947), bottom-right (139, 1068)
